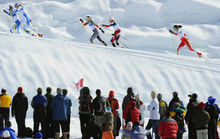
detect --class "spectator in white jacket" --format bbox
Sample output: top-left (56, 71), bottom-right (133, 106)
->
top-left (145, 91), bottom-right (160, 139)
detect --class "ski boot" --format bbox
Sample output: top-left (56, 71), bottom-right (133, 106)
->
top-left (38, 33), bottom-right (43, 38)
top-left (197, 52), bottom-right (202, 58)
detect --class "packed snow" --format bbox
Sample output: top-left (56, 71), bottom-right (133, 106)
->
top-left (0, 0), bottom-right (220, 138)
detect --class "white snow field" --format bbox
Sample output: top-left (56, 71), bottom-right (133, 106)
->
top-left (0, 0), bottom-right (220, 138)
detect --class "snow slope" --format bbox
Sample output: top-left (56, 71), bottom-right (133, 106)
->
top-left (0, 33), bottom-right (220, 138)
top-left (0, 0), bottom-right (220, 138)
top-left (0, 0), bottom-right (220, 58)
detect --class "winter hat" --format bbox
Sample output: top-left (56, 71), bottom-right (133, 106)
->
top-left (151, 91), bottom-right (156, 98)
top-left (208, 97), bottom-right (216, 105)
top-left (109, 90), bottom-right (114, 97)
top-left (35, 131), bottom-right (43, 138)
top-left (198, 102), bottom-right (206, 109)
top-left (157, 93), bottom-right (162, 100)
top-left (173, 91), bottom-right (178, 98)
top-left (62, 89), bottom-right (68, 96)
top-left (80, 87), bottom-right (90, 96)
top-left (1, 89), bottom-right (6, 93)
top-left (174, 25), bottom-right (182, 29)
top-left (17, 87), bottom-right (23, 93)
top-left (127, 87), bottom-right (134, 96)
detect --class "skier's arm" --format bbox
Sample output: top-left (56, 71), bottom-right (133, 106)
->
top-left (3, 10), bottom-right (10, 15)
top-left (169, 30), bottom-right (178, 35)
top-left (102, 24), bottom-right (110, 27)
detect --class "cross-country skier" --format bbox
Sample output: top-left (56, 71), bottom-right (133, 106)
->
top-left (80, 16), bottom-right (107, 46)
top-left (102, 17), bottom-right (121, 47)
top-left (3, 5), bottom-right (20, 34)
top-left (14, 3), bottom-right (43, 38)
top-left (169, 25), bottom-right (202, 58)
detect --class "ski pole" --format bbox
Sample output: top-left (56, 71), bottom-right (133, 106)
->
top-left (170, 33), bottom-right (177, 55)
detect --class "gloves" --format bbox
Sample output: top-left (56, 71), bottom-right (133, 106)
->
top-left (3, 9), bottom-right (7, 13)
top-left (169, 29), bottom-right (174, 33)
top-left (99, 28), bottom-right (105, 33)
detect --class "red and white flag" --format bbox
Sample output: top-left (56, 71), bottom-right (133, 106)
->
top-left (75, 78), bottom-right (84, 91)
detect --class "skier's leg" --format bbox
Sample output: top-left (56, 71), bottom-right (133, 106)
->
top-left (116, 34), bottom-right (120, 45)
top-left (97, 35), bottom-right (107, 46)
top-left (90, 29), bottom-right (98, 43)
top-left (177, 39), bottom-right (185, 55)
top-left (184, 38), bottom-right (195, 52)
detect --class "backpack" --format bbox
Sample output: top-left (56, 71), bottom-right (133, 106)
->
top-left (97, 97), bottom-right (106, 113)
top-left (79, 91), bottom-right (91, 113)
top-left (25, 127), bottom-right (33, 137)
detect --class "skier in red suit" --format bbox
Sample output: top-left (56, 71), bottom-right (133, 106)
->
top-left (169, 25), bottom-right (202, 58)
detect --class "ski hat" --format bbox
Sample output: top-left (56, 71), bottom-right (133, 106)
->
top-left (188, 93), bottom-right (197, 100)
top-left (109, 90), bottom-right (114, 97)
top-left (198, 101), bottom-right (206, 109)
top-left (109, 16), bottom-right (114, 22)
top-left (2, 130), bottom-right (10, 138)
top-left (157, 93), bottom-right (162, 100)
top-left (35, 131), bottom-right (43, 138)
top-left (9, 5), bottom-right (13, 9)
top-left (17, 87), bottom-right (23, 93)
top-left (173, 91), bottom-right (178, 98)
top-left (174, 25), bottom-right (182, 29)
top-left (1, 89), bottom-right (6, 93)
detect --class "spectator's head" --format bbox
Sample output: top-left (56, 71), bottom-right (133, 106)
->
top-left (109, 90), bottom-right (114, 97)
top-left (1, 88), bottom-right (6, 94)
top-left (62, 89), bottom-right (68, 96)
top-left (17, 87), bottom-right (23, 93)
top-left (133, 121), bottom-right (140, 127)
top-left (56, 88), bottom-right (62, 94)
top-left (165, 110), bottom-right (170, 117)
top-left (188, 93), bottom-right (197, 101)
top-left (5, 121), bottom-right (11, 127)
top-left (157, 93), bottom-right (162, 101)
top-left (35, 131), bottom-right (43, 139)
top-left (127, 87), bottom-right (134, 96)
top-left (46, 87), bottom-right (52, 93)
top-left (105, 123), bottom-right (114, 131)
top-left (80, 87), bottom-right (90, 96)
top-left (151, 91), bottom-right (156, 99)
top-left (126, 121), bottom-right (133, 130)
top-left (208, 97), bottom-right (216, 105)
top-left (173, 91), bottom-right (178, 99)
top-left (96, 89), bottom-right (101, 97)
top-left (37, 88), bottom-right (42, 94)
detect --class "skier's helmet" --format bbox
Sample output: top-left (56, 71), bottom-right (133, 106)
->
top-left (109, 16), bottom-right (114, 23)
top-left (14, 3), bottom-right (19, 7)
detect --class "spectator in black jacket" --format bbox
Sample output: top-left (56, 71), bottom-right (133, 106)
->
top-left (185, 93), bottom-right (198, 139)
top-left (168, 92), bottom-right (184, 111)
top-left (45, 87), bottom-right (54, 138)
top-left (11, 87), bottom-right (28, 138)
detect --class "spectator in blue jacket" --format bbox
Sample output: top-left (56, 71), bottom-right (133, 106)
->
top-left (31, 88), bottom-right (47, 138)
top-left (63, 89), bottom-right (72, 138)
top-left (51, 88), bottom-right (68, 139)
top-left (0, 121), bottom-right (17, 139)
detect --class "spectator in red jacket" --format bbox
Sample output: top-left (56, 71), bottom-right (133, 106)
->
top-left (158, 111), bottom-right (178, 139)
top-left (123, 97), bottom-right (140, 124)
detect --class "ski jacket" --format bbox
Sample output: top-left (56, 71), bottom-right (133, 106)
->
top-left (51, 93), bottom-right (68, 120)
top-left (92, 96), bottom-right (110, 115)
top-left (172, 106), bottom-right (186, 134)
top-left (15, 6), bottom-right (30, 25)
top-left (102, 22), bottom-right (120, 31)
top-left (65, 96), bottom-right (72, 115)
top-left (45, 92), bottom-right (54, 117)
top-left (158, 117), bottom-right (178, 139)
top-left (0, 93), bottom-right (12, 108)
top-left (158, 100), bottom-right (167, 120)
top-left (107, 97), bottom-right (119, 117)
top-left (5, 8), bottom-right (20, 23)
top-left (185, 99), bottom-right (198, 124)
top-left (192, 104), bottom-right (210, 130)
top-left (31, 94), bottom-right (47, 109)
top-left (204, 98), bottom-right (219, 126)
top-left (123, 99), bottom-right (140, 122)
top-left (147, 98), bottom-right (160, 120)
top-left (102, 130), bottom-right (114, 139)
top-left (11, 92), bottom-right (28, 115)
top-left (84, 19), bottom-right (100, 30)
top-left (0, 127), bottom-right (17, 139)
top-left (139, 104), bottom-right (146, 125)
top-left (171, 29), bottom-right (186, 39)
